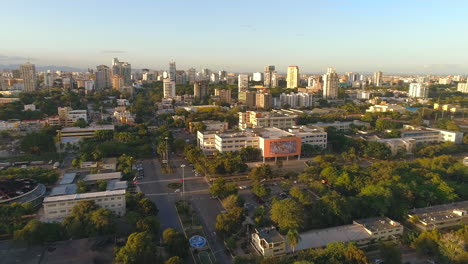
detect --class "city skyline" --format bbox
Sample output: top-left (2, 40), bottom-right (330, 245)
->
top-left (1, 0), bottom-right (468, 74)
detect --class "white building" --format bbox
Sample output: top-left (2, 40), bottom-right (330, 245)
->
top-left (311, 120), bottom-right (370, 131)
top-left (163, 78), bottom-right (176, 98)
top-left (286, 66), bottom-right (299, 88)
top-left (215, 131), bottom-right (259, 153)
top-left (438, 78), bottom-right (452, 85)
top-left (373, 71), bottom-right (383, 86)
top-left (84, 80), bottom-right (95, 91)
top-left (42, 189), bottom-right (126, 221)
top-left (287, 126), bottom-right (327, 148)
top-left (366, 104), bottom-right (408, 114)
top-left (356, 91), bottom-right (371, 100)
top-left (457, 82), bottom-right (468, 93)
top-left (279, 92), bottom-right (313, 108)
top-left (401, 127), bottom-right (464, 144)
top-left (408, 201), bottom-right (468, 231)
top-left (239, 111), bottom-right (297, 130)
top-left (238, 74), bottom-right (249, 92)
top-left (323, 67), bottom-right (339, 99)
top-left (252, 72), bottom-right (263, 82)
top-left (408, 83), bottom-right (429, 98)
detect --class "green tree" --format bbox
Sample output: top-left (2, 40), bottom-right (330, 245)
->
top-left (114, 232), bottom-right (157, 264)
top-left (13, 219), bottom-right (64, 244)
top-left (286, 229), bottom-right (301, 253)
top-left (248, 164), bottom-right (273, 180)
top-left (364, 141), bottom-right (391, 159)
top-left (239, 146), bottom-right (262, 162)
top-left (222, 195), bottom-right (244, 210)
top-left (270, 198), bottom-right (304, 230)
top-left (96, 179), bottom-right (107, 191)
top-left (136, 216), bottom-right (160, 235)
top-left (165, 256), bottom-right (182, 264)
top-left (72, 118), bottom-right (87, 128)
top-left (252, 181), bottom-right (270, 198)
top-left (94, 129), bottom-right (114, 141)
top-left (378, 242), bottom-right (402, 264)
top-left (20, 132), bottom-right (56, 154)
top-left (76, 179), bottom-right (89, 193)
top-left (209, 178), bottom-right (238, 198)
top-left (162, 228), bottom-right (189, 257)
top-left (289, 186), bottom-right (312, 205)
top-left (215, 207), bottom-right (245, 236)
top-left (411, 230), bottom-right (440, 256)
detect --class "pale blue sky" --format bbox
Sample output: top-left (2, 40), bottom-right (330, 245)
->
top-left (1, 0), bottom-right (467, 74)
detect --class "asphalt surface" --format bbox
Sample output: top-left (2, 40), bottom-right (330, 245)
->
top-left (137, 157), bottom-right (232, 264)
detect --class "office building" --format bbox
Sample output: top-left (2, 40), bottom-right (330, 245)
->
top-left (238, 91), bottom-right (256, 108)
top-left (457, 82), bottom-right (468, 93)
top-left (287, 126), bottom-right (327, 149)
top-left (214, 89), bottom-right (232, 104)
top-left (438, 78), bottom-right (452, 85)
top-left (44, 71), bottom-right (54, 89)
top-left (169, 61), bottom-right (176, 81)
top-left (201, 69), bottom-right (211, 79)
top-left (95, 65), bottom-right (111, 90)
top-left (84, 80), bottom-right (94, 91)
top-left (256, 93), bottom-right (273, 109)
top-left (373, 71), bottom-right (383, 86)
top-left (408, 83), bottom-right (429, 98)
top-left (111, 58), bottom-right (132, 85)
top-left (253, 72), bottom-right (263, 82)
top-left (366, 104), bottom-right (409, 114)
top-left (286, 66), bottom-right (299, 88)
top-left (400, 127), bottom-right (464, 144)
top-left (57, 107), bottom-right (87, 126)
top-left (58, 125), bottom-right (115, 144)
top-left (264, 65), bottom-right (275, 88)
top-left (408, 200), bottom-right (468, 231)
top-left (210, 73), bottom-right (219, 83)
top-left (187, 68), bottom-right (196, 84)
top-left (252, 217), bottom-right (402, 257)
top-left (43, 189), bottom-right (126, 221)
top-left (111, 75), bottom-right (124, 90)
top-left (322, 67), bottom-right (339, 99)
top-left (239, 110), bottom-right (297, 130)
top-left (194, 81), bottom-right (208, 99)
top-left (238, 74), bottom-right (249, 92)
top-left (20, 63), bottom-right (37, 92)
top-left (163, 78), bottom-right (176, 98)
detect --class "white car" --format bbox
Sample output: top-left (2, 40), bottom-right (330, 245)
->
top-left (174, 189), bottom-right (181, 193)
top-left (239, 186), bottom-right (247, 190)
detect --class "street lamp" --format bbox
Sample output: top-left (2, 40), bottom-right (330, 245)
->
top-left (165, 137), bottom-right (169, 164)
top-left (181, 164), bottom-right (186, 201)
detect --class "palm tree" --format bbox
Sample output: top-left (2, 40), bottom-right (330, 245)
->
top-left (286, 229), bottom-right (301, 253)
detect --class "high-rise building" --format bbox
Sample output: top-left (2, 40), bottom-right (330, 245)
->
top-left (210, 73), bottom-right (219, 83)
top-left (256, 93), bottom-right (273, 109)
top-left (238, 91), bottom-right (256, 108)
top-left (264, 65), bottom-right (275, 88)
top-left (219, 70), bottom-right (227, 82)
top-left (457, 82), bottom-right (468, 93)
top-left (163, 78), bottom-right (176, 98)
top-left (194, 81), bottom-right (208, 99)
top-left (373, 71), bottom-right (383, 86)
top-left (408, 83), bottom-right (429, 98)
top-left (253, 72), bottom-right (263, 82)
top-left (238, 74), bottom-right (249, 92)
top-left (201, 69), bottom-right (211, 80)
top-left (271, 71), bottom-right (278, 88)
top-left (44, 71), bottom-right (54, 89)
top-left (322, 67), bottom-right (339, 99)
top-left (286, 66), bottom-right (299, 88)
top-left (20, 63), bottom-right (37, 92)
top-left (187, 68), bottom-right (197, 84)
top-left (95, 65), bottom-right (111, 90)
top-left (111, 75), bottom-right (124, 90)
top-left (347, 72), bottom-right (360, 86)
top-left (169, 61), bottom-right (176, 81)
top-left (214, 89), bottom-right (232, 104)
top-left (111, 58), bottom-right (132, 85)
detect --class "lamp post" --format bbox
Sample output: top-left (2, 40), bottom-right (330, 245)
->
top-left (165, 136), bottom-right (169, 164)
top-left (181, 164), bottom-right (186, 201)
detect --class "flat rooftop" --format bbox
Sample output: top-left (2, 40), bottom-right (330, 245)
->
top-left (256, 227), bottom-right (284, 243)
top-left (61, 125), bottom-right (114, 132)
top-left (59, 173), bottom-right (77, 185)
top-left (50, 184), bottom-right (77, 196)
top-left (294, 224), bottom-right (370, 252)
top-left (83, 172), bottom-right (122, 182)
top-left (43, 189), bottom-right (126, 203)
top-left (256, 127), bottom-right (295, 139)
top-left (354, 217), bottom-right (401, 233)
top-left (408, 200), bottom-right (468, 223)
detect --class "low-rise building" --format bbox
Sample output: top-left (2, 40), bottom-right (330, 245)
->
top-left (58, 125), bottom-right (115, 144)
top-left (366, 104), bottom-right (408, 114)
top-left (287, 125), bottom-right (327, 149)
top-left (401, 127), bottom-right (464, 144)
top-left (42, 189), bottom-right (126, 221)
top-left (252, 217), bottom-right (402, 257)
top-left (408, 201), bottom-right (468, 231)
top-left (311, 120), bottom-right (370, 131)
top-left (239, 111), bottom-right (297, 130)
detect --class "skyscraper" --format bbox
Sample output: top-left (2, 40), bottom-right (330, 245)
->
top-left (286, 66), bottom-right (299, 88)
top-left (238, 74), bottom-right (249, 92)
top-left (95, 65), bottom-right (111, 90)
top-left (256, 93), bottom-right (273, 109)
top-left (408, 83), bottom-right (429, 98)
top-left (373, 71), bottom-right (383, 87)
top-left (219, 70), bottom-right (227, 82)
top-left (252, 72), bottom-right (263, 82)
top-left (264, 65), bottom-right (275, 88)
top-left (111, 58), bottom-right (132, 85)
top-left (44, 70), bottom-right (54, 89)
top-left (187, 68), bottom-right (196, 84)
top-left (20, 63), bottom-right (37, 92)
top-left (322, 67), bottom-right (339, 99)
top-left (194, 81), bottom-right (208, 99)
top-left (169, 61), bottom-right (176, 81)
top-left (163, 78), bottom-right (176, 98)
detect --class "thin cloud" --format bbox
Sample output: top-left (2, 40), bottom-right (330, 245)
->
top-left (101, 50), bottom-right (126, 54)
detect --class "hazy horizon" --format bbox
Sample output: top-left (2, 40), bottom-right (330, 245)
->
top-left (1, 0), bottom-right (468, 75)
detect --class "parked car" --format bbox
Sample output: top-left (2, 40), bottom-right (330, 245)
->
top-left (174, 189), bottom-right (180, 193)
top-left (239, 186), bottom-right (247, 190)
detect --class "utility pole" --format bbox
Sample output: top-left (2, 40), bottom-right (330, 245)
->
top-left (181, 164), bottom-right (186, 201)
top-left (165, 136), bottom-right (169, 164)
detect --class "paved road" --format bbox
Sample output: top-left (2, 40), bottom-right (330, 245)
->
top-left (137, 157), bottom-right (232, 264)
